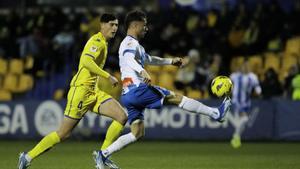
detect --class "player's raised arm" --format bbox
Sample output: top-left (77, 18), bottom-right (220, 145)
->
top-left (145, 55), bottom-right (172, 65)
top-left (145, 54), bottom-right (184, 67)
top-left (81, 39), bottom-right (119, 86)
top-left (81, 54), bottom-right (110, 78)
top-left (81, 56), bottom-right (119, 86)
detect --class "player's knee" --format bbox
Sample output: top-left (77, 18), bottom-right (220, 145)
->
top-left (116, 112), bottom-right (127, 125)
top-left (56, 130), bottom-right (71, 141)
top-left (164, 93), bottom-right (183, 105)
top-left (134, 133), bottom-right (144, 140)
top-left (132, 129), bottom-right (145, 140)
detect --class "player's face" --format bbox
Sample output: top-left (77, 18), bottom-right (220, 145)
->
top-left (136, 19), bottom-right (148, 39)
top-left (101, 19), bottom-right (119, 40)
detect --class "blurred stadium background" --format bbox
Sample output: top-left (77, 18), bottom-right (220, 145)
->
top-left (0, 0), bottom-right (300, 169)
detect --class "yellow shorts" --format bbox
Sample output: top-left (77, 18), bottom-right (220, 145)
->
top-left (64, 86), bottom-right (112, 119)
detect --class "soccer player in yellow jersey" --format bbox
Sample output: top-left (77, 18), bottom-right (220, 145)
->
top-left (18, 13), bottom-right (126, 169)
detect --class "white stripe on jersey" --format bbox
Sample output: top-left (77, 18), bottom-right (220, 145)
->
top-left (119, 36), bottom-right (150, 93)
top-left (230, 72), bottom-right (261, 108)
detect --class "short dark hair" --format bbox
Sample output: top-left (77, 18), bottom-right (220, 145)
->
top-left (100, 13), bottom-right (117, 23)
top-left (125, 10), bottom-right (147, 30)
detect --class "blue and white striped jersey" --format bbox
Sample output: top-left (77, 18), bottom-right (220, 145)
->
top-left (119, 35), bottom-right (172, 94)
top-left (119, 36), bottom-right (149, 91)
top-left (230, 72), bottom-right (262, 112)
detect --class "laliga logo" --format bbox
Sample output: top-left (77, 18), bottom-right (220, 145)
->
top-left (34, 101), bottom-right (63, 136)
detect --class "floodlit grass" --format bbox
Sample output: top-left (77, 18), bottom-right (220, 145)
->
top-left (2, 140), bottom-right (300, 169)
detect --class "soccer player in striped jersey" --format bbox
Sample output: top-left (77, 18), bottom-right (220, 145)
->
top-left (18, 13), bottom-right (126, 169)
top-left (92, 10), bottom-right (232, 169)
top-left (230, 60), bottom-right (262, 148)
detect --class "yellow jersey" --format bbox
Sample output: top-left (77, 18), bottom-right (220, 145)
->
top-left (70, 32), bottom-right (110, 88)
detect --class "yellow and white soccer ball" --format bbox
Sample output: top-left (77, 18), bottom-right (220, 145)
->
top-left (211, 76), bottom-right (233, 97)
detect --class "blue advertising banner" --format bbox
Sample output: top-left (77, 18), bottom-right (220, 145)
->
top-left (144, 100), bottom-right (274, 140)
top-left (276, 100), bottom-right (300, 140)
top-left (0, 100), bottom-right (299, 140)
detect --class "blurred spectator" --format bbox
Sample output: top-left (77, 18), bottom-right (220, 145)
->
top-left (0, 1), bottom-right (299, 100)
top-left (284, 64), bottom-right (299, 98)
top-left (17, 28), bottom-right (40, 58)
top-left (175, 49), bottom-right (200, 90)
top-left (292, 70), bottom-right (300, 100)
top-left (261, 68), bottom-right (283, 99)
top-left (52, 24), bottom-right (75, 72)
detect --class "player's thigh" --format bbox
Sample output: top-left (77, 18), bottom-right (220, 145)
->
top-left (99, 99), bottom-right (127, 124)
top-left (130, 120), bottom-right (145, 139)
top-left (64, 86), bottom-right (93, 119)
top-left (92, 91), bottom-right (127, 124)
top-left (163, 91), bottom-right (183, 105)
top-left (56, 117), bottom-right (80, 140)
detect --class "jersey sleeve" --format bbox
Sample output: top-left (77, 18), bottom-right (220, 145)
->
top-left (81, 38), bottom-right (110, 78)
top-left (122, 40), bottom-right (137, 56)
top-left (124, 52), bottom-right (145, 73)
top-left (81, 55), bottom-right (110, 78)
top-left (122, 41), bottom-right (145, 73)
top-left (145, 54), bottom-right (173, 65)
top-left (82, 39), bottom-right (104, 60)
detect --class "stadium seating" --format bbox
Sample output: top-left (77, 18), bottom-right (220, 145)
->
top-left (17, 74), bottom-right (34, 93)
top-left (9, 59), bottom-right (24, 75)
top-left (146, 65), bottom-right (161, 74)
top-left (158, 72), bottom-right (176, 90)
top-left (146, 66), bottom-right (162, 85)
top-left (162, 65), bottom-right (179, 74)
top-left (173, 89), bottom-right (185, 96)
top-left (0, 76), bottom-right (2, 89)
top-left (3, 74), bottom-right (18, 92)
top-left (186, 88), bottom-right (202, 99)
top-left (285, 37), bottom-right (300, 56)
top-left (230, 56), bottom-right (244, 72)
top-left (148, 71), bottom-right (158, 85)
top-left (0, 58), bottom-right (8, 75)
top-left (263, 52), bottom-right (280, 73)
top-left (0, 89), bottom-right (12, 101)
top-left (279, 53), bottom-right (298, 82)
top-left (24, 55), bottom-right (34, 71)
top-left (248, 55), bottom-right (263, 79)
top-left (53, 88), bottom-right (65, 101)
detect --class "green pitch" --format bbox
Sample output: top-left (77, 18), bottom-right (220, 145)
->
top-left (2, 141), bottom-right (300, 169)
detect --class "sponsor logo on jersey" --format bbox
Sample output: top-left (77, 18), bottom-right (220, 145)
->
top-left (90, 46), bottom-right (98, 52)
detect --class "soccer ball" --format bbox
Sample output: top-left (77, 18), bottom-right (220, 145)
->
top-left (211, 76), bottom-right (233, 97)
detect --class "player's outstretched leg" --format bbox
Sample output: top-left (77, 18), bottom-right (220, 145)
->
top-left (215, 97), bottom-right (232, 122)
top-left (174, 94), bottom-right (231, 122)
top-left (18, 152), bottom-right (30, 169)
top-left (93, 151), bottom-right (120, 169)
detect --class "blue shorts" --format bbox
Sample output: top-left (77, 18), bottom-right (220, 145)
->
top-left (121, 83), bottom-right (170, 124)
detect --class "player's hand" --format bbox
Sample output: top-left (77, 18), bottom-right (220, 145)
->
top-left (171, 57), bottom-right (184, 67)
top-left (140, 70), bottom-right (151, 84)
top-left (109, 75), bottom-right (119, 87)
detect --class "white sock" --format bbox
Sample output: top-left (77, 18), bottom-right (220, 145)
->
top-left (102, 132), bottom-right (137, 157)
top-left (25, 154), bottom-right (32, 162)
top-left (179, 96), bottom-right (219, 119)
top-left (238, 116), bottom-right (249, 135)
top-left (234, 115), bottom-right (249, 136)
